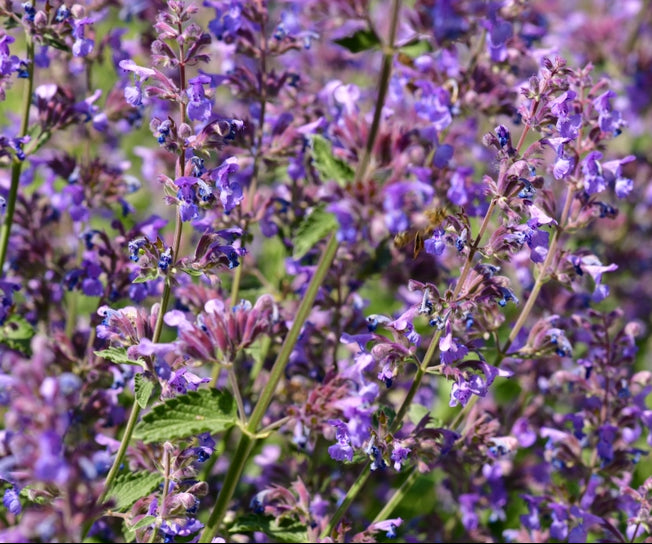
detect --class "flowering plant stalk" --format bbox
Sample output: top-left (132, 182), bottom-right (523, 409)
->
top-left (1, 1), bottom-right (652, 543)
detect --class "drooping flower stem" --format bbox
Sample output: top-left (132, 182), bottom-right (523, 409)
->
top-left (0, 35), bottom-right (34, 276)
top-left (199, 233), bottom-right (339, 542)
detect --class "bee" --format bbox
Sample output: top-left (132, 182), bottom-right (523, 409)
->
top-left (393, 206), bottom-right (451, 259)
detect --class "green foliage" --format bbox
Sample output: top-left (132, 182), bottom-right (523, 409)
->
top-left (133, 389), bottom-right (237, 443)
top-left (0, 314), bottom-right (35, 354)
top-left (334, 29), bottom-right (381, 53)
top-left (229, 514), bottom-right (308, 543)
top-left (94, 346), bottom-right (146, 368)
top-left (310, 135), bottom-right (355, 187)
top-left (108, 473), bottom-right (164, 512)
top-left (134, 373), bottom-right (160, 409)
top-left (292, 204), bottom-right (339, 260)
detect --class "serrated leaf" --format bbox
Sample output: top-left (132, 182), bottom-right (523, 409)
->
top-left (310, 135), bottom-right (354, 187)
top-left (133, 389), bottom-right (237, 443)
top-left (399, 39), bottom-right (432, 58)
top-left (229, 514), bottom-right (308, 543)
top-left (94, 346), bottom-right (145, 367)
top-left (108, 472), bottom-right (163, 511)
top-left (292, 205), bottom-right (339, 260)
top-left (0, 315), bottom-right (35, 354)
top-left (134, 374), bottom-right (157, 408)
top-left (123, 514), bottom-right (157, 542)
top-left (334, 29), bottom-right (380, 53)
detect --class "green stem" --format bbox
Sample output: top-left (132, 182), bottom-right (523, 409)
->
top-left (199, 234), bottom-right (339, 542)
top-left (371, 466), bottom-right (419, 523)
top-left (354, 0), bottom-right (401, 184)
top-left (0, 35), bottom-right (34, 276)
top-left (503, 184), bottom-right (574, 352)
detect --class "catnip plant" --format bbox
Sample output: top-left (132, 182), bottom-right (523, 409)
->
top-left (0, 0), bottom-right (651, 542)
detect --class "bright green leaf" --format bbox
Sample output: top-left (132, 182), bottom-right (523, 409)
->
top-left (310, 135), bottom-right (354, 187)
top-left (134, 373), bottom-right (158, 408)
top-left (94, 346), bottom-right (145, 367)
top-left (108, 472), bottom-right (163, 511)
top-left (123, 515), bottom-right (157, 542)
top-left (0, 315), bottom-right (35, 354)
top-left (334, 28), bottom-right (380, 53)
top-left (133, 389), bottom-right (237, 443)
top-left (292, 204), bottom-right (339, 260)
top-left (229, 514), bottom-right (308, 543)
top-left (399, 39), bottom-right (432, 58)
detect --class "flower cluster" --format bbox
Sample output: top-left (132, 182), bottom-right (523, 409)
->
top-left (0, 0), bottom-right (651, 542)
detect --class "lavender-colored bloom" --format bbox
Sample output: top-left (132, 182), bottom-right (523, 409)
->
top-left (34, 432), bottom-right (70, 485)
top-left (369, 517), bottom-right (402, 539)
top-left (414, 81), bottom-right (452, 132)
top-left (175, 176), bottom-right (200, 221)
top-left (597, 425), bottom-right (618, 464)
top-left (327, 419), bottom-right (354, 462)
top-left (72, 17), bottom-right (95, 57)
top-left (327, 201), bottom-right (357, 244)
top-left (390, 443), bottom-right (410, 471)
top-left (424, 228), bottom-right (446, 256)
top-left (439, 322), bottom-right (468, 365)
top-left (434, 144), bottom-right (454, 169)
top-left (582, 151), bottom-right (606, 194)
top-left (3, 487), bottom-right (21, 515)
top-left (204, 0), bottom-right (242, 41)
top-left (486, 17), bottom-right (513, 63)
top-left (187, 75), bottom-right (213, 123)
top-left (210, 156), bottom-right (242, 213)
top-left (459, 494), bottom-right (479, 531)
top-left (593, 90), bottom-right (624, 135)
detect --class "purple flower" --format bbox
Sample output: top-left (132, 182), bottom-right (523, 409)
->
top-left (72, 17), bottom-right (95, 57)
top-left (175, 176), bottom-right (200, 221)
top-left (210, 156), bottom-right (242, 213)
top-left (3, 487), bottom-right (21, 515)
top-left (327, 419), bottom-right (354, 462)
top-left (368, 517), bottom-right (402, 539)
top-left (205, 0), bottom-right (243, 41)
top-left (187, 75), bottom-right (213, 123)
top-left (593, 90), bottom-right (624, 135)
top-left (439, 322), bottom-right (468, 365)
top-left (390, 443), bottom-right (410, 471)
top-left (424, 228), bottom-right (446, 256)
top-left (582, 151), bottom-right (605, 194)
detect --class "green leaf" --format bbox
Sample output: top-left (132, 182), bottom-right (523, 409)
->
top-left (334, 28), bottom-right (380, 53)
top-left (0, 315), bottom-right (35, 355)
top-left (292, 204), bottom-right (339, 260)
top-left (134, 373), bottom-right (158, 408)
top-left (310, 135), bottom-right (354, 187)
top-left (399, 39), bottom-right (432, 58)
top-left (94, 346), bottom-right (145, 367)
top-left (108, 472), bottom-right (163, 511)
top-left (132, 269), bottom-right (159, 283)
top-left (229, 514), bottom-right (308, 543)
top-left (122, 515), bottom-right (157, 543)
top-left (133, 389), bottom-right (237, 443)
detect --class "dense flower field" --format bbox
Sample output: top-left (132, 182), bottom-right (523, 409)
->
top-left (1, 0), bottom-right (652, 542)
